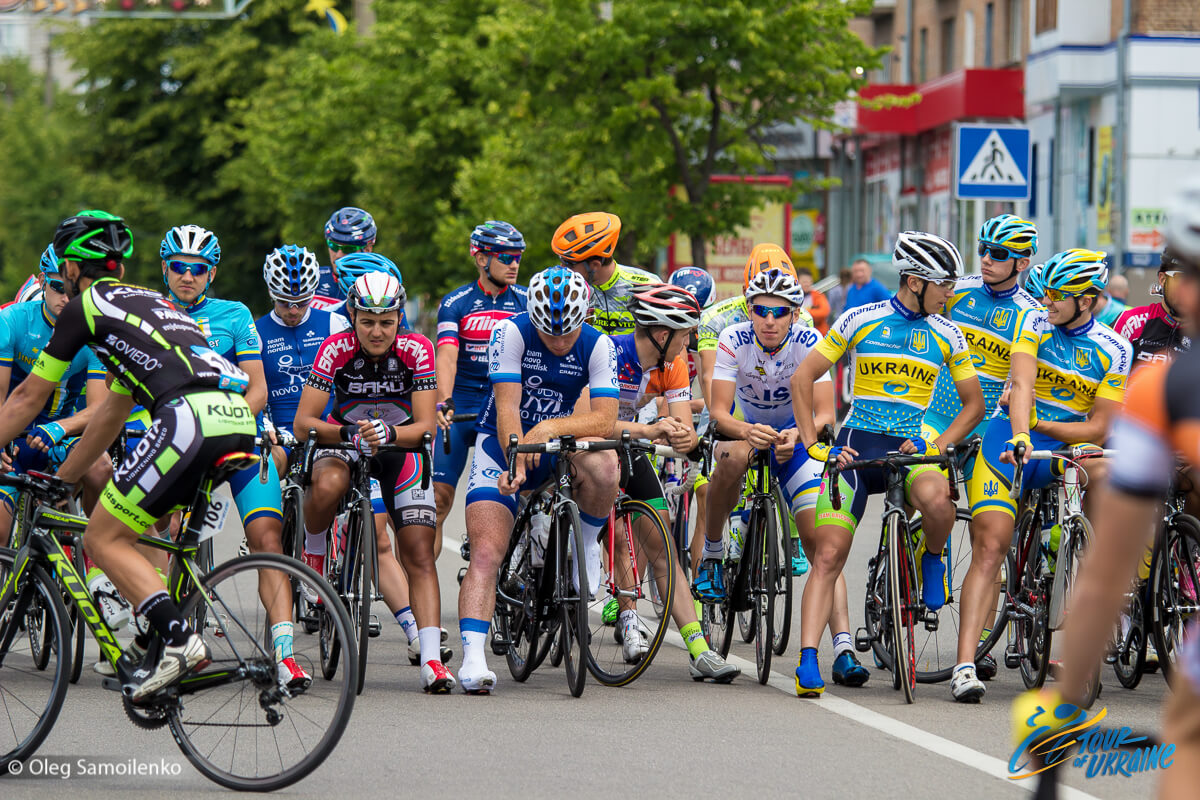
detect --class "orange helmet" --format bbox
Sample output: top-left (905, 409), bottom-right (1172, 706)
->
top-left (551, 212), bottom-right (621, 261)
top-left (743, 243), bottom-right (797, 290)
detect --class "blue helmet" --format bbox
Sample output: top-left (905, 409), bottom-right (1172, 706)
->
top-left (325, 207), bottom-right (377, 247)
top-left (470, 220), bottom-right (526, 254)
top-left (335, 252), bottom-right (403, 297)
top-left (978, 214), bottom-right (1038, 256)
top-left (667, 266), bottom-right (714, 308)
top-left (39, 245), bottom-right (60, 277)
top-left (1040, 249), bottom-right (1109, 295)
top-left (1024, 262), bottom-right (1048, 298)
top-left (160, 224), bottom-right (221, 265)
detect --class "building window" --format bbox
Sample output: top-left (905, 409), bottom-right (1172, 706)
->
top-left (1008, 0), bottom-right (1022, 62)
top-left (1030, 142), bottom-right (1039, 218)
top-left (919, 27), bottom-right (928, 82)
top-left (985, 3), bottom-right (995, 67)
top-left (941, 17), bottom-right (956, 75)
top-left (1036, 0), bottom-right (1057, 34)
top-left (1087, 127), bottom-right (1096, 206)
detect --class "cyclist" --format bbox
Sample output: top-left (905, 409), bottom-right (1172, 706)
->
top-left (1114, 246), bottom-right (1192, 368)
top-left (608, 281), bottom-right (739, 681)
top-left (0, 244), bottom-right (111, 543)
top-left (697, 268), bottom-right (869, 685)
top-left (790, 231), bottom-right (984, 697)
top-left (959, 248), bottom-right (1131, 702)
top-left (0, 211), bottom-right (257, 699)
top-left (696, 244), bottom-right (814, 575)
top-left (328, 251), bottom-right (407, 326)
top-left (552, 211), bottom-right (656, 335)
top-left (434, 221), bottom-right (528, 558)
top-left (315, 206), bottom-right (377, 307)
top-left (295, 272), bottom-right (454, 692)
top-left (456, 266), bottom-right (621, 694)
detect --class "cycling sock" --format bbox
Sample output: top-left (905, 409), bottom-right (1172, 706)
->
top-left (577, 510), bottom-right (607, 597)
top-left (680, 621), bottom-right (708, 659)
top-left (703, 537), bottom-right (723, 560)
top-left (271, 621), bottom-right (294, 661)
top-left (417, 626), bottom-right (442, 666)
top-left (459, 617), bottom-right (490, 669)
top-left (979, 627), bottom-right (991, 644)
top-left (832, 631), bottom-right (853, 658)
top-left (394, 606), bottom-right (418, 643)
top-left (138, 590), bottom-right (192, 647)
top-left (618, 609), bottom-right (637, 629)
top-left (304, 525), bottom-right (327, 556)
top-left (954, 662), bottom-right (974, 674)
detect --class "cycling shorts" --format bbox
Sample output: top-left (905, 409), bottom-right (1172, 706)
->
top-left (921, 410), bottom-right (990, 447)
top-left (315, 448), bottom-right (431, 528)
top-left (227, 451), bottom-right (283, 526)
top-left (718, 441), bottom-right (824, 519)
top-left (101, 391), bottom-right (256, 533)
top-left (433, 418), bottom-right (475, 487)
top-left (0, 436), bottom-right (79, 513)
top-left (968, 417), bottom-right (1061, 519)
top-left (624, 453), bottom-right (668, 514)
top-left (814, 427), bottom-right (943, 534)
top-left (464, 432), bottom-right (561, 517)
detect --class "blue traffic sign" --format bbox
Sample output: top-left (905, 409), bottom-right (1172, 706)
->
top-left (954, 124), bottom-right (1031, 201)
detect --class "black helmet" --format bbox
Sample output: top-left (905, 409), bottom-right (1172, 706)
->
top-left (53, 210), bottom-right (133, 263)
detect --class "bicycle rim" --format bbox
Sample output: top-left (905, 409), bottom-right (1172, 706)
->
top-left (864, 546), bottom-right (893, 672)
top-left (281, 488), bottom-right (316, 635)
top-left (1014, 539), bottom-right (1052, 689)
top-left (738, 608), bottom-right (757, 643)
top-left (1152, 514), bottom-right (1200, 682)
top-left (887, 514), bottom-right (914, 702)
top-left (170, 553), bottom-right (357, 791)
top-left (907, 509), bottom-right (974, 683)
top-left (353, 499), bottom-right (374, 695)
top-left (771, 488), bottom-right (793, 657)
top-left (1112, 589), bottom-right (1145, 690)
top-left (501, 519), bottom-right (541, 682)
top-left (752, 503), bottom-right (776, 684)
top-left (557, 503), bottom-right (587, 697)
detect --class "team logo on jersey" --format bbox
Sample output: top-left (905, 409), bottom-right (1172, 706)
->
top-left (1074, 350), bottom-right (1092, 370)
top-left (1051, 386), bottom-right (1075, 402)
top-left (909, 330), bottom-right (929, 354)
top-left (883, 381), bottom-right (909, 396)
top-left (966, 298), bottom-right (976, 309)
top-left (197, 318), bottom-right (211, 338)
top-left (989, 308), bottom-right (1012, 330)
top-left (881, 326), bottom-right (891, 339)
top-left (755, 366), bottom-right (766, 378)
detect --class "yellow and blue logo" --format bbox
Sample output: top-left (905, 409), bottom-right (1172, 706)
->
top-left (909, 330), bottom-right (929, 354)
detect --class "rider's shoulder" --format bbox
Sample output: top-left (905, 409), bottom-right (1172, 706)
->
top-left (441, 282), bottom-right (477, 307)
top-left (616, 264), bottom-right (656, 284)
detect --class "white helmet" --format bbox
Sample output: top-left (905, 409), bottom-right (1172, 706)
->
top-left (528, 266), bottom-right (590, 336)
top-left (263, 245), bottom-right (320, 301)
top-left (1166, 175), bottom-right (1200, 264)
top-left (160, 224), bottom-right (221, 265)
top-left (893, 230), bottom-right (963, 282)
top-left (627, 282), bottom-right (702, 330)
top-left (745, 268), bottom-right (805, 306)
top-left (349, 271), bottom-right (405, 313)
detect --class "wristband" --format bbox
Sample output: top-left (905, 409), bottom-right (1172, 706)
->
top-left (807, 442), bottom-right (834, 463)
top-left (31, 422), bottom-right (67, 448)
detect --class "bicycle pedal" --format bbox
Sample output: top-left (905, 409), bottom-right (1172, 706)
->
top-left (368, 615), bottom-right (382, 638)
top-left (854, 628), bottom-right (872, 653)
top-left (490, 634), bottom-right (510, 656)
top-left (923, 611), bottom-right (939, 632)
top-left (1004, 646), bottom-right (1020, 669)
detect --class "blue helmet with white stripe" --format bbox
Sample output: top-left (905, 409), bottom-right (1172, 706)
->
top-left (668, 266), bottom-right (715, 308)
top-left (39, 245), bottom-right (60, 277)
top-left (160, 224), bottom-right (221, 265)
top-left (334, 252), bottom-right (403, 297)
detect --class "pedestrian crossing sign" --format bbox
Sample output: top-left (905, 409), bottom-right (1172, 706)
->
top-left (954, 124), bottom-right (1031, 201)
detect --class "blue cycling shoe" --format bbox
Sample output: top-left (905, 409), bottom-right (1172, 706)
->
top-left (921, 549), bottom-right (948, 611)
top-left (794, 648), bottom-right (825, 697)
top-left (832, 651), bottom-right (870, 687)
top-left (692, 559), bottom-right (726, 602)
top-left (791, 539), bottom-right (809, 576)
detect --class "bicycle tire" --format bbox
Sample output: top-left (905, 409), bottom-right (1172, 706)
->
top-left (556, 502), bottom-right (588, 697)
top-left (753, 498), bottom-right (777, 684)
top-left (738, 608), bottom-right (756, 643)
top-left (1151, 514), bottom-right (1200, 683)
top-left (1112, 587), bottom-right (1145, 690)
top-left (584, 498), bottom-right (674, 687)
top-left (1009, 542), bottom-right (1052, 689)
top-left (169, 553), bottom-right (356, 791)
top-left (863, 546), bottom-right (892, 672)
top-left (771, 486), bottom-right (793, 657)
top-left (0, 551), bottom-right (71, 771)
top-left (500, 517), bottom-right (542, 682)
top-left (352, 498), bottom-right (374, 695)
top-left (281, 485), bottom-right (316, 635)
top-left (887, 512), bottom-right (915, 703)
top-left (67, 539), bottom-right (87, 684)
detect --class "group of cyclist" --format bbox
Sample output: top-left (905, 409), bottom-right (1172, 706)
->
top-left (2, 183), bottom-right (1199, 716)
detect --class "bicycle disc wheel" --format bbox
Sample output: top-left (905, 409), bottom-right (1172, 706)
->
top-left (0, 552), bottom-right (71, 772)
top-left (771, 488), bottom-right (793, 657)
top-left (584, 498), bottom-right (673, 687)
top-left (170, 553), bottom-right (356, 791)
top-left (753, 501), bottom-right (777, 684)
top-left (554, 502), bottom-right (588, 697)
top-left (886, 513), bottom-right (915, 703)
top-left (1152, 514), bottom-right (1200, 682)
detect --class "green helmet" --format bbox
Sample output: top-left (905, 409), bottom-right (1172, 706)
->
top-left (53, 210), bottom-right (133, 262)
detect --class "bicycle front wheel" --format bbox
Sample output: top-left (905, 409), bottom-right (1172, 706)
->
top-left (556, 502), bottom-right (588, 697)
top-left (1152, 514), bottom-right (1200, 682)
top-left (886, 513), bottom-right (915, 703)
top-left (752, 501), bottom-right (777, 684)
top-left (771, 488), bottom-right (794, 657)
top-left (170, 553), bottom-right (356, 791)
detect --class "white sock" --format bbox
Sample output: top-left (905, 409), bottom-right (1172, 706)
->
top-left (394, 606), bottom-right (418, 643)
top-left (703, 537), bottom-right (724, 559)
top-left (460, 627), bottom-right (488, 671)
top-left (575, 511), bottom-right (607, 597)
top-left (418, 626), bottom-right (442, 667)
top-left (618, 609), bottom-right (638, 629)
top-left (304, 525), bottom-right (326, 556)
top-left (832, 631), bottom-right (853, 658)
top-left (954, 661), bottom-right (974, 674)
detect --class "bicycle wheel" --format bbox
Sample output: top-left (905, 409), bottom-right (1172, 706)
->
top-left (737, 608), bottom-right (756, 643)
top-left (585, 498), bottom-right (673, 687)
top-left (1112, 586), bottom-right (1146, 690)
top-left (1152, 514), bottom-right (1200, 682)
top-left (886, 513), bottom-right (915, 703)
top-left (771, 487), bottom-right (793, 657)
top-left (168, 553), bottom-right (356, 791)
top-left (863, 543), bottom-right (893, 671)
top-left (350, 498), bottom-right (374, 695)
top-left (0, 551), bottom-right (71, 771)
top-left (556, 502), bottom-right (588, 697)
top-left (752, 499), bottom-right (777, 684)
top-left (499, 520), bottom-right (542, 682)
top-left (281, 485), bottom-right (317, 635)
top-left (1007, 540), bottom-right (1052, 689)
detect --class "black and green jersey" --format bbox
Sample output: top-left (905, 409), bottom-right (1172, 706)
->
top-left (33, 278), bottom-right (240, 411)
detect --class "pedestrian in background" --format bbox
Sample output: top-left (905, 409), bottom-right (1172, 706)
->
top-left (843, 258), bottom-right (891, 311)
top-left (799, 271), bottom-right (831, 334)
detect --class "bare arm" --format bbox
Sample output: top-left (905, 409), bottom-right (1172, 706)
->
top-left (789, 351), bottom-right (836, 448)
top-left (294, 386), bottom-right (343, 444)
top-left (436, 342), bottom-right (459, 408)
top-left (1034, 397), bottom-right (1120, 445)
top-left (1007, 351), bottom-right (1036, 441)
top-left (0, 374), bottom-right (57, 447)
top-left (698, 349), bottom-right (717, 412)
top-left (813, 379), bottom-right (836, 432)
top-left (239, 357), bottom-right (269, 416)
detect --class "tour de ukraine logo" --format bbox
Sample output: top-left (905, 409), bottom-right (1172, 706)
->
top-left (1009, 700), bottom-right (1175, 780)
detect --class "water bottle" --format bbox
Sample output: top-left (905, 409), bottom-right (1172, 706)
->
top-left (86, 567), bottom-right (132, 630)
top-left (1039, 495), bottom-right (1060, 573)
top-left (728, 508), bottom-right (748, 562)
top-left (529, 510), bottom-right (551, 568)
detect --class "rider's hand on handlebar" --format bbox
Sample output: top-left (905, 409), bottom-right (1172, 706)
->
top-left (354, 419), bottom-right (395, 455)
top-left (646, 416), bottom-right (685, 445)
top-left (435, 399), bottom-right (455, 431)
top-left (1000, 431), bottom-right (1032, 465)
top-left (745, 423), bottom-right (779, 451)
top-left (665, 419), bottom-right (697, 453)
top-left (499, 461), bottom-right (525, 495)
top-left (899, 436), bottom-right (940, 456)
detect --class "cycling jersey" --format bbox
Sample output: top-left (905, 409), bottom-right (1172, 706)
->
top-left (697, 295), bottom-right (814, 353)
top-left (1114, 302), bottom-right (1191, 368)
top-left (314, 263), bottom-right (341, 305)
top-left (185, 296), bottom-right (262, 366)
top-left (307, 330), bottom-right (436, 425)
top-left (436, 280), bottom-right (528, 412)
top-left (255, 307), bottom-right (350, 430)
top-left (0, 300), bottom-right (104, 424)
top-left (1094, 295), bottom-right (1127, 328)
top-left (1009, 310), bottom-right (1132, 424)
top-left (712, 322), bottom-right (829, 431)
top-left (476, 312), bottom-right (619, 436)
top-left (611, 333), bottom-right (690, 422)
top-left (587, 264), bottom-right (657, 335)
top-left (32, 279), bottom-right (245, 412)
top-left (818, 298), bottom-right (976, 438)
top-left (927, 276), bottom-right (1041, 430)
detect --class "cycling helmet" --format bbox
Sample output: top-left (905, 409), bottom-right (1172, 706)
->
top-left (527, 267), bottom-right (590, 336)
top-left (349, 271), bottom-right (406, 314)
top-left (39, 245), bottom-right (60, 277)
top-left (160, 224), bottom-right (221, 265)
top-left (335, 252), bottom-right (403, 297)
top-left (15, 274), bottom-right (43, 304)
top-left (1040, 249), bottom-right (1109, 295)
top-left (470, 220), bottom-right (526, 255)
top-left (893, 231), bottom-right (963, 282)
top-left (668, 266), bottom-right (715, 308)
top-left (551, 212), bottom-right (620, 261)
top-left (745, 268), bottom-right (805, 307)
top-left (1166, 175), bottom-right (1200, 265)
top-left (325, 206), bottom-right (377, 247)
top-left (263, 245), bottom-right (320, 300)
top-left (1024, 261), bottom-right (1048, 298)
top-left (978, 214), bottom-right (1038, 256)
top-left (52, 210), bottom-right (133, 263)
top-left (743, 243), bottom-right (797, 290)
top-left (627, 282), bottom-right (702, 330)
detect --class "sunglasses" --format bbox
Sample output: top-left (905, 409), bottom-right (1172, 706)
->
top-left (166, 260), bottom-right (213, 276)
top-left (1043, 288), bottom-right (1082, 303)
top-left (1162, 270), bottom-right (1184, 279)
top-left (273, 296), bottom-right (312, 310)
top-left (489, 251), bottom-right (522, 266)
top-left (751, 304), bottom-right (793, 319)
top-left (978, 242), bottom-right (1026, 261)
top-left (45, 279), bottom-right (67, 294)
top-left (327, 240), bottom-right (366, 254)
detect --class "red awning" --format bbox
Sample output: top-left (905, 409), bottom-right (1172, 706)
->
top-left (855, 68), bottom-right (1024, 135)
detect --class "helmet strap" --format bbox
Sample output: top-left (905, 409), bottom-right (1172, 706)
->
top-left (914, 279), bottom-right (933, 317)
top-left (651, 330), bottom-right (676, 371)
top-left (483, 257), bottom-right (508, 292)
top-left (1063, 295), bottom-right (1087, 328)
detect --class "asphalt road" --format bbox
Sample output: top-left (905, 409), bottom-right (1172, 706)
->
top-left (3, 487), bottom-right (1169, 799)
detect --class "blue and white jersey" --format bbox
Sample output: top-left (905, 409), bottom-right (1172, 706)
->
top-left (255, 307), bottom-right (350, 430)
top-left (712, 321), bottom-right (829, 431)
top-left (0, 300), bottom-right (104, 425)
top-left (314, 263), bottom-right (342, 305)
top-left (476, 312), bottom-right (619, 436)
top-left (436, 280), bottom-right (527, 413)
top-left (184, 296), bottom-right (262, 365)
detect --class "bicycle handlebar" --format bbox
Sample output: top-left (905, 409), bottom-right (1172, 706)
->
top-left (0, 469), bottom-right (72, 503)
top-left (1009, 445), bottom-right (1115, 500)
top-left (441, 413), bottom-right (478, 454)
top-left (824, 447), bottom-right (960, 511)
top-left (506, 431), bottom-right (638, 487)
top-left (301, 428), bottom-right (434, 490)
